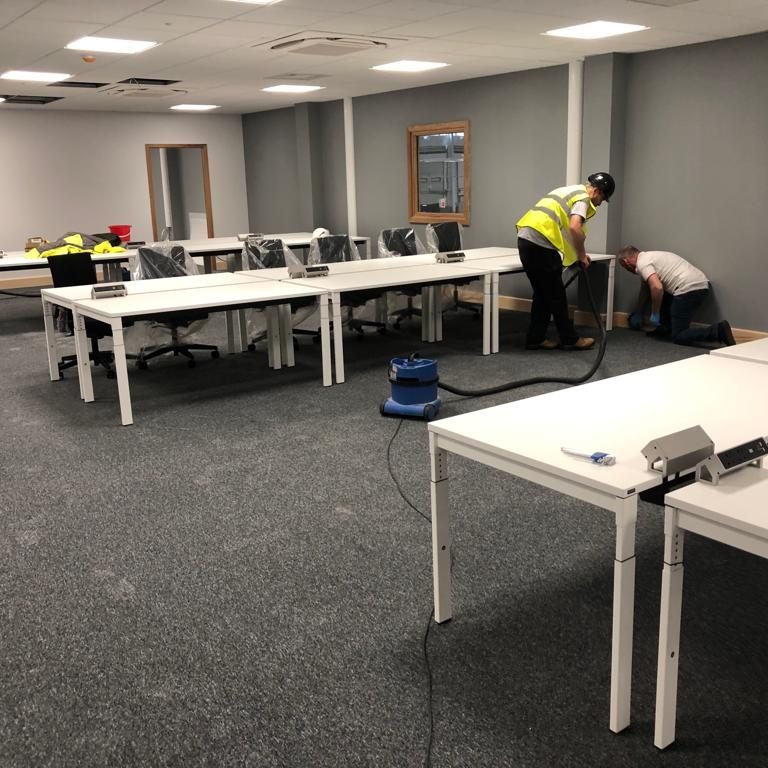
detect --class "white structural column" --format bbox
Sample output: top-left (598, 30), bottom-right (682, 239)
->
top-left (343, 97), bottom-right (358, 237)
top-left (566, 59), bottom-right (584, 186)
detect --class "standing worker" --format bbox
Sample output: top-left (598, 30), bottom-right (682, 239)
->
top-left (617, 246), bottom-right (736, 346)
top-left (516, 172), bottom-right (615, 350)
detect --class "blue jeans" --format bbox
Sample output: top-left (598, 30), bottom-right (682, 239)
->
top-left (656, 289), bottom-right (720, 345)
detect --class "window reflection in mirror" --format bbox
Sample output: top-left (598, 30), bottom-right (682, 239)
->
top-left (408, 121), bottom-right (470, 225)
top-left (146, 144), bottom-right (214, 242)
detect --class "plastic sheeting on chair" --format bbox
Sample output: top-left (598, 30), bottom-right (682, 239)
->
top-left (378, 228), bottom-right (427, 328)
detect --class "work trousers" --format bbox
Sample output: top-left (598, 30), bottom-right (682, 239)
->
top-left (518, 238), bottom-right (578, 346)
top-left (652, 289), bottom-right (721, 345)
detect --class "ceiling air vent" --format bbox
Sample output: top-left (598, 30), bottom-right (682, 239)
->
top-left (1, 94), bottom-right (63, 104)
top-left (627, 0), bottom-right (698, 5)
top-left (118, 77), bottom-right (181, 86)
top-left (256, 31), bottom-right (398, 57)
top-left (48, 81), bottom-right (108, 89)
top-left (101, 83), bottom-right (189, 98)
top-left (264, 73), bottom-right (328, 81)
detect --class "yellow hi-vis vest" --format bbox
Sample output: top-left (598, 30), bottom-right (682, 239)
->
top-left (516, 184), bottom-right (597, 267)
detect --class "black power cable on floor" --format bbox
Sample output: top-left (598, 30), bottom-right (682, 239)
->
top-left (438, 263), bottom-right (607, 399)
top-left (386, 265), bottom-right (610, 766)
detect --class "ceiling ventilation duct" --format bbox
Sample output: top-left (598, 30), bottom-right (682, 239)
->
top-left (257, 31), bottom-right (398, 56)
top-left (101, 84), bottom-right (189, 98)
top-left (626, 0), bottom-right (699, 5)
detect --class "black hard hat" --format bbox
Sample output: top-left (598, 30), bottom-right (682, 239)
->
top-left (587, 171), bottom-right (615, 202)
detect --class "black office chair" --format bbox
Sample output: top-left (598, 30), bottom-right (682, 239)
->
top-left (241, 239), bottom-right (318, 349)
top-left (131, 244), bottom-right (219, 369)
top-left (425, 221), bottom-right (479, 317)
top-left (378, 227), bottom-right (426, 328)
top-left (308, 235), bottom-right (386, 335)
top-left (47, 251), bottom-right (116, 379)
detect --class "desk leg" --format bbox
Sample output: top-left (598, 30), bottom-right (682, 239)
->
top-left (111, 322), bottom-right (133, 426)
top-left (41, 297), bottom-right (60, 382)
top-left (482, 273), bottom-right (491, 356)
top-left (655, 508), bottom-right (685, 749)
top-left (331, 291), bottom-right (345, 384)
top-left (225, 311), bottom-right (236, 354)
top-left (280, 304), bottom-right (295, 368)
top-left (204, 254), bottom-right (213, 274)
top-left (610, 497), bottom-right (637, 732)
top-left (238, 309), bottom-right (248, 352)
top-left (72, 308), bottom-right (93, 403)
top-left (435, 286), bottom-right (443, 342)
top-left (320, 294), bottom-right (332, 387)
top-left (606, 258), bottom-right (615, 331)
top-left (265, 306), bottom-right (281, 370)
top-left (492, 272), bottom-right (500, 354)
top-left (430, 433), bottom-right (452, 623)
top-left (421, 287), bottom-right (431, 342)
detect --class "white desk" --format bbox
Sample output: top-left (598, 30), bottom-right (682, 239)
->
top-left (427, 354), bottom-right (768, 733)
top-left (69, 275), bottom-right (332, 425)
top-left (655, 466), bottom-right (768, 749)
top-left (711, 337), bottom-right (768, 365)
top-left (41, 273), bottom-right (258, 385)
top-left (289, 261), bottom-right (495, 384)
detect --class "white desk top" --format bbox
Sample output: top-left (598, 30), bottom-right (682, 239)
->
top-left (429, 354), bottom-right (768, 498)
top-left (287, 262), bottom-right (493, 293)
top-left (73, 278), bottom-right (325, 320)
top-left (41, 272), bottom-right (267, 306)
top-left (665, 465), bottom-right (768, 540)
top-left (711, 338), bottom-right (768, 365)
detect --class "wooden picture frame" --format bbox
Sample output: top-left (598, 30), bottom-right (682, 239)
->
top-left (408, 120), bottom-right (470, 226)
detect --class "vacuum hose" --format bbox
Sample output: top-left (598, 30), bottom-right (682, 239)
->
top-left (437, 264), bottom-right (607, 398)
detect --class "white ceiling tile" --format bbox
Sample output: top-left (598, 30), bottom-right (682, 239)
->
top-left (356, 0), bottom-right (468, 22)
top-left (141, 0), bottom-right (252, 19)
top-left (201, 19), bottom-right (299, 41)
top-left (22, 0), bottom-right (159, 25)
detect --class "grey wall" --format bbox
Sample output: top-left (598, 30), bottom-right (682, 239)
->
top-left (620, 32), bottom-right (767, 329)
top-left (242, 102), bottom-right (347, 236)
top-left (242, 108), bottom-right (300, 234)
top-left (312, 101), bottom-right (347, 235)
top-left (0, 110), bottom-right (248, 251)
top-left (353, 66), bottom-right (569, 251)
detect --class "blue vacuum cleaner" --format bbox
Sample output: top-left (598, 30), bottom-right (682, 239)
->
top-left (380, 354), bottom-right (442, 421)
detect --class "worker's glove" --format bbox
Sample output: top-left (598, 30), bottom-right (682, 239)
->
top-left (649, 312), bottom-right (661, 328)
top-left (628, 311), bottom-right (643, 330)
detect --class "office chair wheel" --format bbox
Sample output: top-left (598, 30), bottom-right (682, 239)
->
top-left (247, 343), bottom-right (256, 352)
top-left (211, 350), bottom-right (220, 359)
top-left (106, 370), bottom-right (116, 380)
top-left (137, 359), bottom-right (149, 370)
top-left (377, 327), bottom-right (387, 335)
top-left (187, 358), bottom-right (196, 368)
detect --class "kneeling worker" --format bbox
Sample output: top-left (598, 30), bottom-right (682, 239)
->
top-left (617, 246), bottom-right (736, 346)
top-left (516, 172), bottom-right (615, 350)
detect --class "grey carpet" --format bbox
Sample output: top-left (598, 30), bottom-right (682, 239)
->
top-left (1, 290), bottom-right (766, 768)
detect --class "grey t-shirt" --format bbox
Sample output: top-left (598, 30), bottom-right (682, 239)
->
top-left (636, 251), bottom-right (709, 295)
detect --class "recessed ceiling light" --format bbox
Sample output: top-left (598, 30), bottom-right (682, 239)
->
top-left (544, 21), bottom-right (649, 39)
top-left (1, 70), bottom-right (71, 83)
top-left (0, 97), bottom-right (5, 103)
top-left (66, 36), bottom-right (158, 54)
top-left (371, 60), bottom-right (449, 73)
top-left (170, 104), bottom-right (221, 111)
top-left (261, 84), bottom-right (326, 93)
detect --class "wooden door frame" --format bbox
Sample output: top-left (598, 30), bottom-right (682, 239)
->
top-left (145, 143), bottom-right (215, 240)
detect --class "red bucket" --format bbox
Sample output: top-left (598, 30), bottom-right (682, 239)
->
top-left (108, 224), bottom-right (132, 243)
